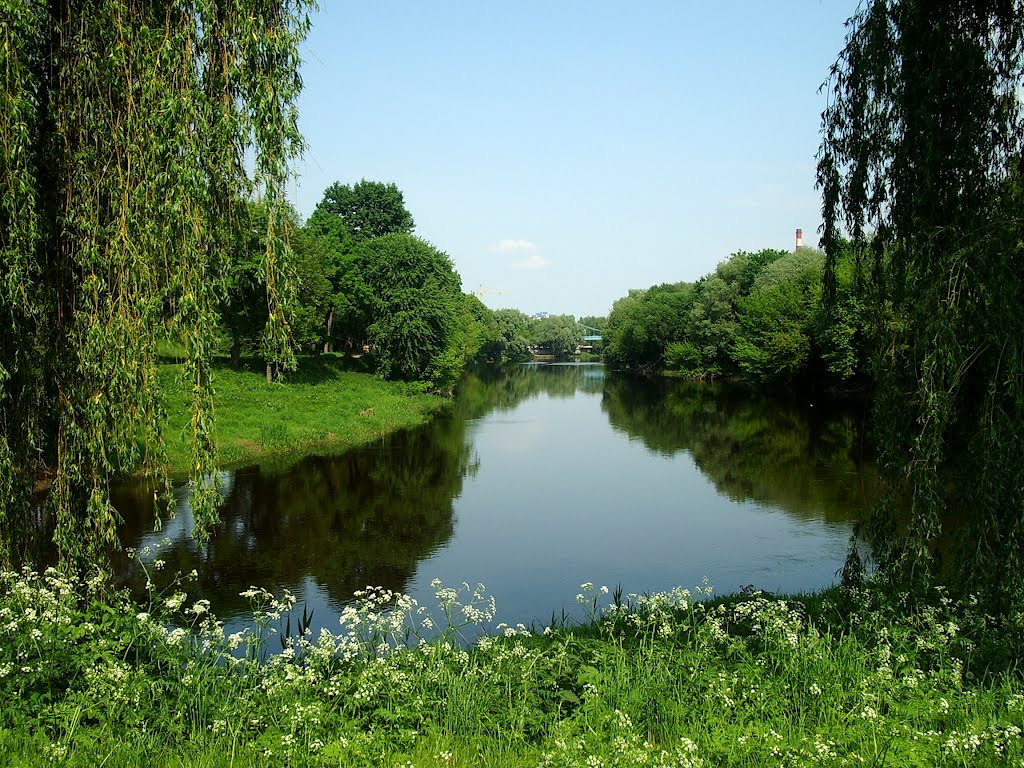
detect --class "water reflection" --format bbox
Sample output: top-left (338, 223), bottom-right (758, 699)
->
top-left (114, 412), bottom-right (473, 620)
top-left (602, 378), bottom-right (882, 525)
top-left (73, 364), bottom-right (878, 629)
top-left (455, 362), bottom-right (605, 417)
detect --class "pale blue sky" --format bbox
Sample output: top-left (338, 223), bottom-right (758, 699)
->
top-left (290, 2), bottom-right (856, 319)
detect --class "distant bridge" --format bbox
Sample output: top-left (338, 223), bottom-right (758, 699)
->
top-left (579, 322), bottom-right (603, 342)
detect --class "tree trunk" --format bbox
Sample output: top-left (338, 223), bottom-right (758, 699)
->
top-left (265, 361), bottom-right (272, 384)
top-left (230, 339), bottom-right (241, 370)
top-left (323, 308), bottom-right (333, 354)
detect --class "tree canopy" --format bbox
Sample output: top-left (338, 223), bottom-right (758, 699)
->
top-left (357, 234), bottom-right (467, 387)
top-left (213, 180), bottom-right (486, 390)
top-left (476, 309), bottom-right (532, 364)
top-left (0, 0), bottom-right (311, 563)
top-left (819, 0), bottom-right (1024, 602)
top-left (528, 315), bottom-right (581, 357)
top-left (316, 180), bottom-right (415, 242)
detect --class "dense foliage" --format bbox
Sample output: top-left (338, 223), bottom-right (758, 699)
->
top-left (359, 234), bottom-right (469, 387)
top-left (235, 189), bottom-right (607, 381)
top-left (604, 247), bottom-right (868, 387)
top-left (0, 0), bottom-right (311, 563)
top-left (819, 1), bottom-right (1024, 604)
top-left (528, 314), bottom-right (583, 357)
top-left (316, 179), bottom-right (415, 242)
top-left (474, 311), bottom-right (605, 362)
top-left (251, 182), bottom-right (487, 391)
top-left (476, 309), bottom-right (533, 363)
top-left (2, 568), bottom-right (1022, 766)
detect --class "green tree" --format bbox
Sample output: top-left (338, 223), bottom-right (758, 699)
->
top-left (605, 250), bottom-right (789, 377)
top-left (733, 273), bottom-right (818, 384)
top-left (686, 251), bottom-right (789, 375)
top-left (731, 250), bottom-right (824, 384)
top-left (358, 234), bottom-right (464, 386)
top-left (430, 294), bottom-right (487, 392)
top-left (479, 308), bottom-right (531, 363)
top-left (715, 249), bottom-right (788, 295)
top-left (819, 1), bottom-right (1024, 602)
top-left (605, 284), bottom-right (693, 372)
top-left (0, 1), bottom-right (310, 563)
top-left (810, 242), bottom-right (868, 382)
top-left (220, 205), bottom-right (270, 370)
top-left (316, 179), bottom-right (415, 243)
top-left (221, 200), bottom-right (317, 379)
top-left (529, 314), bottom-right (581, 357)
top-left (288, 225), bottom-right (337, 355)
top-left (302, 206), bottom-right (369, 354)
top-left (603, 291), bottom-right (644, 367)
top-left (684, 275), bottom-right (739, 376)
top-left (750, 248), bottom-right (824, 293)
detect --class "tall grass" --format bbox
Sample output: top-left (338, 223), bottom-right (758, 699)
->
top-left (157, 355), bottom-right (448, 475)
top-left (1, 565), bottom-right (1021, 767)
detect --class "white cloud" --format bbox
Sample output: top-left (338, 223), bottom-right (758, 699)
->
top-left (488, 239), bottom-right (537, 253)
top-left (511, 252), bottom-right (551, 270)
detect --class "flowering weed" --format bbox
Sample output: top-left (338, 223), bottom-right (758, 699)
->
top-left (1, 569), bottom-right (1022, 766)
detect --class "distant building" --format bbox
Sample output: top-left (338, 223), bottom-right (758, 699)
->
top-left (531, 311), bottom-right (549, 319)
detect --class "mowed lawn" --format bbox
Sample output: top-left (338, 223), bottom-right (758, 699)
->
top-left (158, 355), bottom-right (448, 475)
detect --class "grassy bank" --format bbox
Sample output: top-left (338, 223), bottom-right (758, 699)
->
top-left (1, 568), bottom-right (1022, 767)
top-left (158, 355), bottom-right (449, 475)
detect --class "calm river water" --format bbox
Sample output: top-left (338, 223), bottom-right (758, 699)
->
top-left (111, 363), bottom-right (880, 634)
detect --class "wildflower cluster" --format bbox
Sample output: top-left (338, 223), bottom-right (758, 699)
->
top-left (2, 567), bottom-right (1023, 766)
top-left (539, 708), bottom-right (705, 768)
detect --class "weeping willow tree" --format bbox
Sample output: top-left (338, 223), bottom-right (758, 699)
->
top-left (0, 0), bottom-right (311, 565)
top-left (819, 1), bottom-right (1024, 605)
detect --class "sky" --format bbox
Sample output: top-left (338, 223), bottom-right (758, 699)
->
top-left (289, 1), bottom-right (858, 319)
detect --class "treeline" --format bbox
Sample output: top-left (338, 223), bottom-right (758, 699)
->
top-left (223, 180), bottom-right (474, 391)
top-left (221, 180), bottom-right (600, 391)
top-left (603, 244), bottom-right (867, 388)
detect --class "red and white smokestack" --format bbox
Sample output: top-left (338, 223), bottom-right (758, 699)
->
top-left (795, 228), bottom-right (804, 251)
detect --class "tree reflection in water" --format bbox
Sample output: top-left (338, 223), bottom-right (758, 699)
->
top-left (113, 412), bottom-right (473, 621)
top-left (601, 377), bottom-right (882, 526)
top-left (39, 364), bottom-right (881, 631)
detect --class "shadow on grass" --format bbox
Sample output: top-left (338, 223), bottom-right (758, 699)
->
top-left (153, 325), bottom-right (377, 381)
top-left (155, 352), bottom-right (378, 382)
top-left (282, 353), bottom-right (376, 383)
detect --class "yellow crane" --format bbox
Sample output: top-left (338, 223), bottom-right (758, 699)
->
top-left (476, 284), bottom-right (506, 299)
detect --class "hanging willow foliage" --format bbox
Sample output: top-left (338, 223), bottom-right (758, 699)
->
top-left (0, 0), bottom-right (311, 565)
top-left (819, 1), bottom-right (1024, 605)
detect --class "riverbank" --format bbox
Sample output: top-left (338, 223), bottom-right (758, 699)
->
top-left (158, 355), bottom-right (449, 475)
top-left (1, 569), bottom-right (1021, 767)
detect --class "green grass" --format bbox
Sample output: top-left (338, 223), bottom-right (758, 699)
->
top-left (1, 569), bottom-right (1022, 767)
top-left (157, 354), bottom-right (448, 475)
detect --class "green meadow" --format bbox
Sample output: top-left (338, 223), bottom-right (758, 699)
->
top-left (157, 355), bottom-right (448, 476)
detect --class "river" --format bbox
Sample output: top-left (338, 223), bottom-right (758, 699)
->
top-left (111, 363), bottom-right (880, 635)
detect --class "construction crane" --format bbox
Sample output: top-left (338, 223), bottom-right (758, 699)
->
top-left (476, 284), bottom-right (506, 299)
